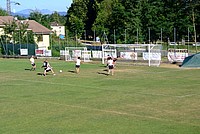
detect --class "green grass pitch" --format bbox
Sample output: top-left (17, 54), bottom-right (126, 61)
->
top-left (0, 58), bottom-right (200, 134)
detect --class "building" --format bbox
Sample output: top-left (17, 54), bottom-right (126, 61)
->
top-left (50, 22), bottom-right (65, 37)
top-left (0, 16), bottom-right (52, 49)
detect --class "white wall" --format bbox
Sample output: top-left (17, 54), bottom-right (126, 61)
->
top-left (51, 26), bottom-right (65, 36)
top-left (34, 34), bottom-right (50, 49)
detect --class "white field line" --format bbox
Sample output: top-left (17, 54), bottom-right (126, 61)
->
top-left (33, 99), bottom-right (200, 127)
top-left (37, 100), bottom-right (163, 119)
top-left (0, 83), bottom-right (30, 86)
top-left (1, 77), bottom-right (200, 99)
top-left (2, 96), bottom-right (200, 127)
top-left (1, 77), bottom-right (200, 127)
top-left (135, 92), bottom-right (200, 98)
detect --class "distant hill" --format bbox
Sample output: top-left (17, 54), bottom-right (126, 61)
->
top-left (12, 9), bottom-right (67, 17)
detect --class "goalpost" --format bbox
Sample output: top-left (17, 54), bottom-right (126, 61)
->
top-left (102, 44), bottom-right (162, 66)
top-left (64, 47), bottom-right (91, 62)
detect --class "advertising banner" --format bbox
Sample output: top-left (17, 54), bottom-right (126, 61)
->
top-left (120, 52), bottom-right (137, 60)
top-left (20, 49), bottom-right (28, 55)
top-left (143, 52), bottom-right (161, 60)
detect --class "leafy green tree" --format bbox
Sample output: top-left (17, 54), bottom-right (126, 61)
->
top-left (50, 11), bottom-right (66, 25)
top-left (66, 0), bottom-right (88, 38)
top-left (139, 0), bottom-right (165, 43)
top-left (0, 8), bottom-right (8, 16)
top-left (50, 11), bottom-right (61, 23)
top-left (29, 11), bottom-right (51, 28)
top-left (66, 0), bottom-right (200, 44)
top-left (120, 0), bottom-right (143, 43)
top-left (3, 20), bottom-right (35, 44)
top-left (92, 0), bottom-right (115, 42)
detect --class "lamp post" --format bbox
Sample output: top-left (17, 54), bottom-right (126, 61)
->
top-left (192, 9), bottom-right (197, 53)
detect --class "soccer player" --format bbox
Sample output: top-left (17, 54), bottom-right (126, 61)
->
top-left (107, 57), bottom-right (114, 75)
top-left (75, 57), bottom-right (81, 74)
top-left (41, 59), bottom-right (55, 76)
top-left (30, 55), bottom-right (36, 71)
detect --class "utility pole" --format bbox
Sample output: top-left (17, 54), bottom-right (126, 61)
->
top-left (7, 0), bottom-right (11, 15)
top-left (7, 0), bottom-right (20, 15)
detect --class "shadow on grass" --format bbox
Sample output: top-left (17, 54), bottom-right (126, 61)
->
top-left (24, 68), bottom-right (31, 71)
top-left (68, 70), bottom-right (76, 73)
top-left (103, 69), bottom-right (108, 72)
top-left (37, 72), bottom-right (43, 76)
top-left (37, 73), bottom-right (53, 76)
top-left (97, 72), bottom-right (109, 76)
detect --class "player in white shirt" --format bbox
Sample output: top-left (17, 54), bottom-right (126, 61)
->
top-left (75, 57), bottom-right (81, 74)
top-left (107, 57), bottom-right (114, 75)
top-left (30, 55), bottom-right (36, 71)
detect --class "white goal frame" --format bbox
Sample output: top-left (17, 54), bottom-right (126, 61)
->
top-left (102, 44), bottom-right (162, 66)
top-left (64, 47), bottom-right (91, 62)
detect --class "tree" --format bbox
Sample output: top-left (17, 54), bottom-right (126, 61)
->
top-left (92, 0), bottom-right (116, 42)
top-left (66, 0), bottom-right (88, 38)
top-left (50, 11), bottom-right (66, 25)
top-left (29, 11), bottom-right (51, 28)
top-left (0, 8), bottom-right (8, 16)
top-left (3, 20), bottom-right (35, 44)
top-left (66, 0), bottom-right (200, 44)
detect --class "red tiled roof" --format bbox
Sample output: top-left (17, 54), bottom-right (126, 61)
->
top-left (0, 16), bottom-right (52, 34)
top-left (27, 20), bottom-right (52, 34)
top-left (0, 16), bottom-right (14, 25)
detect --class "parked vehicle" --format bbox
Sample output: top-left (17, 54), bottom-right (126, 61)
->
top-left (169, 42), bottom-right (178, 46)
top-left (192, 42), bottom-right (200, 46)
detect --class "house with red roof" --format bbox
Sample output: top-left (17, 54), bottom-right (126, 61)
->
top-left (0, 16), bottom-right (52, 49)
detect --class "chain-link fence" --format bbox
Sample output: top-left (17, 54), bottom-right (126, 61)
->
top-left (0, 44), bottom-right (37, 56)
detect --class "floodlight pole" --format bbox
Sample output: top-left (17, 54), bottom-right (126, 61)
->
top-left (192, 9), bottom-right (197, 53)
top-left (125, 29), bottom-right (127, 44)
top-left (188, 27), bottom-right (190, 54)
top-left (174, 28), bottom-right (176, 51)
top-left (93, 29), bottom-right (95, 42)
top-left (85, 30), bottom-right (86, 43)
top-left (114, 29), bottom-right (116, 44)
top-left (137, 28), bottom-right (138, 45)
top-left (161, 28), bottom-right (162, 45)
top-left (148, 28), bottom-right (150, 44)
top-left (75, 30), bottom-right (77, 48)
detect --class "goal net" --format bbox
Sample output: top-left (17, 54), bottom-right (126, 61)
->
top-left (64, 47), bottom-right (91, 62)
top-left (102, 44), bottom-right (162, 66)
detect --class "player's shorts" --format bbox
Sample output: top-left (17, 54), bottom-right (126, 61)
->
top-left (75, 65), bottom-right (80, 68)
top-left (108, 65), bottom-right (114, 69)
top-left (31, 63), bottom-right (35, 66)
top-left (45, 67), bottom-right (52, 72)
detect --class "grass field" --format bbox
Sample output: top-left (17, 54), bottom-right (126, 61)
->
top-left (0, 58), bottom-right (200, 134)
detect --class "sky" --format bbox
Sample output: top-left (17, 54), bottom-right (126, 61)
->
top-left (0, 0), bottom-right (73, 12)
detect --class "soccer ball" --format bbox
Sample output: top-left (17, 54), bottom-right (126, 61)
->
top-left (59, 70), bottom-right (62, 73)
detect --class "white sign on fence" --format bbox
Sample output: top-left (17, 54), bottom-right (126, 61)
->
top-left (120, 52), bottom-right (137, 60)
top-left (92, 51), bottom-right (102, 58)
top-left (35, 49), bottom-right (52, 57)
top-left (143, 52), bottom-right (161, 60)
top-left (168, 49), bottom-right (188, 62)
top-left (20, 49), bottom-right (28, 55)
